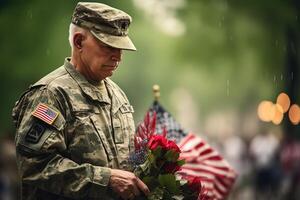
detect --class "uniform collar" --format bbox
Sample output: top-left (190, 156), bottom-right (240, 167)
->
top-left (104, 78), bottom-right (134, 115)
top-left (64, 58), bottom-right (111, 104)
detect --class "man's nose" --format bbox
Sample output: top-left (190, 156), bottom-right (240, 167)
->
top-left (111, 49), bottom-right (122, 62)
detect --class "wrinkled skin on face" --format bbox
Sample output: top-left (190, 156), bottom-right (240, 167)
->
top-left (71, 31), bottom-right (123, 82)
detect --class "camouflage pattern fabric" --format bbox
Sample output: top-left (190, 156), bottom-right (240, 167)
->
top-left (12, 58), bottom-right (135, 200)
top-left (71, 2), bottom-right (136, 51)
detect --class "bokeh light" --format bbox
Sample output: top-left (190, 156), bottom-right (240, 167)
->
top-left (276, 92), bottom-right (290, 113)
top-left (257, 101), bottom-right (275, 122)
top-left (272, 104), bottom-right (284, 125)
top-left (289, 104), bottom-right (300, 125)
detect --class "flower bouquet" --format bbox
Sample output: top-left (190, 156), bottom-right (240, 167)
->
top-left (130, 112), bottom-right (206, 200)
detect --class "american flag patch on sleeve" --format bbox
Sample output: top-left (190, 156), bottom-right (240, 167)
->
top-left (32, 103), bottom-right (59, 125)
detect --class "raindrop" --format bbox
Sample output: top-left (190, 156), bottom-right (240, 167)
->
top-left (273, 75), bottom-right (276, 82)
top-left (291, 72), bottom-right (294, 80)
top-left (291, 42), bottom-right (296, 54)
top-left (226, 80), bottom-right (230, 96)
top-left (283, 46), bottom-right (287, 52)
top-left (27, 10), bottom-right (32, 19)
top-left (218, 21), bottom-right (222, 27)
top-left (280, 74), bottom-right (283, 81)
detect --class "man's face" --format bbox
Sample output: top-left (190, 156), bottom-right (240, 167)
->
top-left (80, 32), bottom-right (122, 82)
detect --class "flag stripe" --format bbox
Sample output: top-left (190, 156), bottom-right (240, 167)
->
top-left (178, 133), bottom-right (237, 199)
top-left (182, 163), bottom-right (236, 177)
top-left (35, 110), bottom-right (54, 121)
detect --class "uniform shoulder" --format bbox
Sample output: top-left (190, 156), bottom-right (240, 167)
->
top-left (32, 66), bottom-right (68, 88)
top-left (14, 66), bottom-right (67, 108)
top-left (32, 65), bottom-right (79, 97)
top-left (12, 67), bottom-right (70, 127)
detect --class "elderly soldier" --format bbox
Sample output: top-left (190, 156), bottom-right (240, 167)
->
top-left (12, 2), bottom-right (149, 200)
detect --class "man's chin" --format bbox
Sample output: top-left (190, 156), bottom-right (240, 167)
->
top-left (101, 72), bottom-right (114, 79)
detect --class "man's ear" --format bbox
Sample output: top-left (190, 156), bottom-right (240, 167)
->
top-left (73, 33), bottom-right (85, 50)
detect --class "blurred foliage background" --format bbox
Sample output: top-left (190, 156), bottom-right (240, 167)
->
top-left (1, 0), bottom-right (298, 139)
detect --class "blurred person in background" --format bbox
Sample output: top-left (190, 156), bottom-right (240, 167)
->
top-left (222, 134), bottom-right (249, 199)
top-left (11, 2), bottom-right (149, 200)
top-left (279, 136), bottom-right (300, 200)
top-left (0, 137), bottom-right (19, 200)
top-left (223, 134), bottom-right (248, 179)
top-left (249, 129), bottom-right (281, 200)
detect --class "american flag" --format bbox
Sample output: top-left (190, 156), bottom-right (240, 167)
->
top-left (32, 103), bottom-right (59, 125)
top-left (147, 100), bottom-right (237, 200)
top-left (149, 101), bottom-right (187, 143)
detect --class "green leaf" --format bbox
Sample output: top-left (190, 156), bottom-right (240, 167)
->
top-left (177, 159), bottom-right (185, 166)
top-left (152, 146), bottom-right (162, 157)
top-left (164, 150), bottom-right (180, 162)
top-left (149, 153), bottom-right (155, 164)
top-left (158, 174), bottom-right (180, 194)
top-left (142, 176), bottom-right (157, 189)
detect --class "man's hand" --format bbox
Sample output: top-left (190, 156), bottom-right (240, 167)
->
top-left (109, 169), bottom-right (150, 200)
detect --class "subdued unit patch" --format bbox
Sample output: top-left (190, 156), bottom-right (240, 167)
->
top-left (25, 123), bottom-right (45, 143)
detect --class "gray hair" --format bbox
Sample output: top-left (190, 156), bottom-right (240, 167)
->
top-left (68, 23), bottom-right (88, 49)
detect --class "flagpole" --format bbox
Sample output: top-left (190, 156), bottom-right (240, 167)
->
top-left (152, 84), bottom-right (160, 101)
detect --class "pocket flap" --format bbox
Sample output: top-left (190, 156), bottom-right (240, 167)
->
top-left (90, 115), bottom-right (114, 161)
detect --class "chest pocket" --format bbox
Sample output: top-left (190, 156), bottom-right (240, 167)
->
top-left (68, 112), bottom-right (113, 166)
top-left (90, 115), bottom-right (114, 161)
top-left (113, 104), bottom-right (134, 144)
top-left (112, 104), bottom-right (134, 170)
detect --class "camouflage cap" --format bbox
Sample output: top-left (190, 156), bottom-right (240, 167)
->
top-left (72, 2), bottom-right (136, 51)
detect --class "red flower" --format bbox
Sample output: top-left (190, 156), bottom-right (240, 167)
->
top-left (164, 162), bottom-right (181, 173)
top-left (167, 140), bottom-right (181, 153)
top-left (147, 135), bottom-right (168, 150)
top-left (188, 177), bottom-right (202, 193)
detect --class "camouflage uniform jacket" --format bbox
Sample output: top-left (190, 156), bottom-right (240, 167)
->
top-left (12, 58), bottom-right (135, 200)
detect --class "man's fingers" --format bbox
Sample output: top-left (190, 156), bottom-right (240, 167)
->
top-left (122, 189), bottom-right (136, 200)
top-left (131, 182), bottom-right (141, 196)
top-left (109, 169), bottom-right (148, 199)
top-left (136, 177), bottom-right (150, 196)
top-left (120, 192), bottom-right (128, 200)
top-left (128, 192), bottom-right (135, 200)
